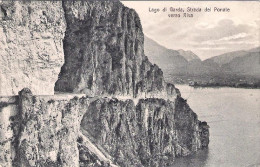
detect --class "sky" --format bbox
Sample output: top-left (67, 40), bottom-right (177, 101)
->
top-left (122, 1), bottom-right (260, 60)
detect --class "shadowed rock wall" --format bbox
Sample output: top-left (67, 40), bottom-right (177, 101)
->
top-left (55, 1), bottom-right (178, 98)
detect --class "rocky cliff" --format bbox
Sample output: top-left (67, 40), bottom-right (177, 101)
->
top-left (81, 97), bottom-right (209, 166)
top-left (55, 1), bottom-right (178, 98)
top-left (0, 1), bottom-right (209, 167)
top-left (0, 89), bottom-right (209, 167)
top-left (0, 1), bottom-right (66, 95)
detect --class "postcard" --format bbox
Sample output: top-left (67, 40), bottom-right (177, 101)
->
top-left (0, 0), bottom-right (259, 166)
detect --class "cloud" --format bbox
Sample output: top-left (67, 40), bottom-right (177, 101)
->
top-left (198, 33), bottom-right (251, 46)
top-left (122, 1), bottom-right (259, 60)
top-left (255, 19), bottom-right (260, 27)
top-left (196, 22), bottom-right (215, 29)
top-left (218, 33), bottom-right (248, 41)
top-left (144, 21), bottom-right (181, 37)
top-left (157, 18), bottom-right (258, 59)
top-left (192, 19), bottom-right (254, 43)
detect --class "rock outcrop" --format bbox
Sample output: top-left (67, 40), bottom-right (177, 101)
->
top-left (0, 1), bottom-right (209, 167)
top-left (81, 97), bottom-right (209, 166)
top-left (0, 89), bottom-right (87, 167)
top-left (0, 89), bottom-right (209, 167)
top-left (0, 1), bottom-right (66, 95)
top-left (55, 1), bottom-right (178, 98)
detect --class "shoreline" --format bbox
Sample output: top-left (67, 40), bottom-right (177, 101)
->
top-left (175, 83), bottom-right (260, 89)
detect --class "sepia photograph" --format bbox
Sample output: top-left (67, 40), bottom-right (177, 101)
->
top-left (0, 0), bottom-right (259, 166)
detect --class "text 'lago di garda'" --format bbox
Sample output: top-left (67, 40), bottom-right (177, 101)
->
top-left (149, 7), bottom-right (231, 18)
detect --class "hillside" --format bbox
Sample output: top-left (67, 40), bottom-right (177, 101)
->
top-left (204, 47), bottom-right (260, 78)
top-left (144, 35), bottom-right (188, 70)
top-left (205, 50), bottom-right (249, 66)
top-left (222, 52), bottom-right (260, 77)
top-left (144, 36), bottom-right (260, 87)
top-left (144, 35), bottom-right (200, 78)
top-left (177, 49), bottom-right (201, 62)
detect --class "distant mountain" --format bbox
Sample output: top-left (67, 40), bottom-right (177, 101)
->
top-left (184, 47), bottom-right (260, 78)
top-left (205, 50), bottom-right (248, 66)
top-left (222, 52), bottom-right (260, 78)
top-left (144, 35), bottom-right (200, 77)
top-left (205, 46), bottom-right (260, 66)
top-left (176, 47), bottom-right (260, 87)
top-left (203, 47), bottom-right (260, 77)
top-left (247, 46), bottom-right (260, 53)
top-left (144, 35), bottom-right (260, 87)
top-left (177, 49), bottom-right (201, 62)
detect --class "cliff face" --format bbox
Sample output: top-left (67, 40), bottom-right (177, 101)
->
top-left (81, 97), bottom-right (209, 166)
top-left (0, 89), bottom-right (209, 167)
top-left (55, 1), bottom-right (178, 98)
top-left (0, 89), bottom-right (88, 167)
top-left (0, 1), bottom-right (209, 167)
top-left (0, 0), bottom-right (178, 98)
top-left (0, 1), bottom-right (66, 96)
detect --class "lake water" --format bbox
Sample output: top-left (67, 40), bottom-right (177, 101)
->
top-left (172, 85), bottom-right (260, 167)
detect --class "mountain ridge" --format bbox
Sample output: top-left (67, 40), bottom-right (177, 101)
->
top-left (144, 35), bottom-right (260, 86)
top-left (204, 46), bottom-right (260, 66)
top-left (144, 35), bottom-right (201, 63)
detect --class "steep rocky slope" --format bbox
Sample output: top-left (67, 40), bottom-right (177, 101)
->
top-left (0, 1), bottom-right (209, 166)
top-left (81, 97), bottom-right (209, 166)
top-left (0, 1), bottom-right (66, 95)
top-left (55, 1), bottom-right (177, 98)
top-left (0, 89), bottom-right (117, 167)
top-left (0, 89), bottom-right (209, 166)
